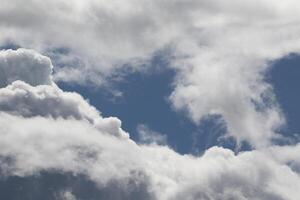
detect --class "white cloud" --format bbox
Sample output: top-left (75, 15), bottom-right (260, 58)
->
top-left (137, 124), bottom-right (167, 145)
top-left (0, 80), bottom-right (128, 138)
top-left (0, 49), bottom-right (128, 139)
top-left (0, 3), bottom-right (300, 199)
top-left (1, 0), bottom-right (300, 146)
top-left (1, 0), bottom-right (298, 82)
top-left (57, 190), bottom-right (77, 200)
top-left (0, 48), bottom-right (299, 199)
top-left (0, 48), bottom-right (53, 87)
top-left (0, 112), bottom-right (299, 199)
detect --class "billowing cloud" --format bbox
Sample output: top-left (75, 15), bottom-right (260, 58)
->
top-left (0, 48), bottom-right (299, 200)
top-left (1, 0), bottom-right (300, 146)
top-left (0, 49), bottom-right (128, 139)
top-left (0, 112), bottom-right (300, 199)
top-left (0, 2), bottom-right (300, 199)
top-left (0, 48), bottom-right (53, 87)
top-left (0, 81), bottom-right (128, 138)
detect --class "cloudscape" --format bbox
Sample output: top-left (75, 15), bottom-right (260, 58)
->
top-left (0, 0), bottom-right (300, 199)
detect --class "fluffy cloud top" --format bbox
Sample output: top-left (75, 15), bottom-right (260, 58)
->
top-left (0, 112), bottom-right (300, 200)
top-left (0, 49), bottom-right (128, 139)
top-left (0, 48), bottom-right (53, 87)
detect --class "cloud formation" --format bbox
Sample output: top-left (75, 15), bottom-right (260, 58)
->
top-left (1, 0), bottom-right (300, 147)
top-left (0, 49), bottom-right (299, 199)
top-left (0, 49), bottom-right (128, 139)
top-left (1, 1), bottom-right (300, 198)
top-left (0, 48), bottom-right (53, 87)
top-left (0, 112), bottom-right (300, 199)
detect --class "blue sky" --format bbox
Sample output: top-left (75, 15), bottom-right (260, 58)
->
top-left (58, 54), bottom-right (300, 154)
top-left (270, 55), bottom-right (300, 139)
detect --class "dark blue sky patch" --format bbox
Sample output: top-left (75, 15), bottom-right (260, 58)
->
top-left (59, 68), bottom-right (194, 154)
top-left (0, 42), bottom-right (20, 50)
top-left (59, 67), bottom-right (231, 154)
top-left (0, 172), bottom-right (153, 200)
top-left (267, 54), bottom-right (300, 144)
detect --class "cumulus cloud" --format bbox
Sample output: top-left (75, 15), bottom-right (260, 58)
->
top-left (0, 3), bottom-right (300, 199)
top-left (0, 48), bottom-right (53, 87)
top-left (0, 48), bottom-right (299, 200)
top-left (0, 81), bottom-right (128, 138)
top-left (0, 49), bottom-right (128, 138)
top-left (1, 0), bottom-right (300, 146)
top-left (0, 112), bottom-right (300, 199)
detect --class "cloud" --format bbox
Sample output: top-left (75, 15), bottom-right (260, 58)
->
top-left (1, 0), bottom-right (300, 146)
top-left (0, 3), bottom-right (300, 199)
top-left (2, 0), bottom-right (299, 83)
top-left (0, 112), bottom-right (299, 199)
top-left (58, 190), bottom-right (77, 200)
top-left (0, 49), bottom-right (128, 139)
top-left (0, 81), bottom-right (128, 138)
top-left (0, 48), bottom-right (53, 87)
top-left (0, 48), bottom-right (299, 199)
top-left (137, 124), bottom-right (167, 145)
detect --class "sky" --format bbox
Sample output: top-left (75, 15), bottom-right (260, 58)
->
top-left (270, 55), bottom-right (300, 137)
top-left (59, 52), bottom-right (300, 154)
top-left (0, 1), bottom-right (300, 200)
top-left (59, 66), bottom-right (233, 154)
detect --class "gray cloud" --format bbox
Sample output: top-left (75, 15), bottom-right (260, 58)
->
top-left (0, 48), bottom-right (53, 87)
